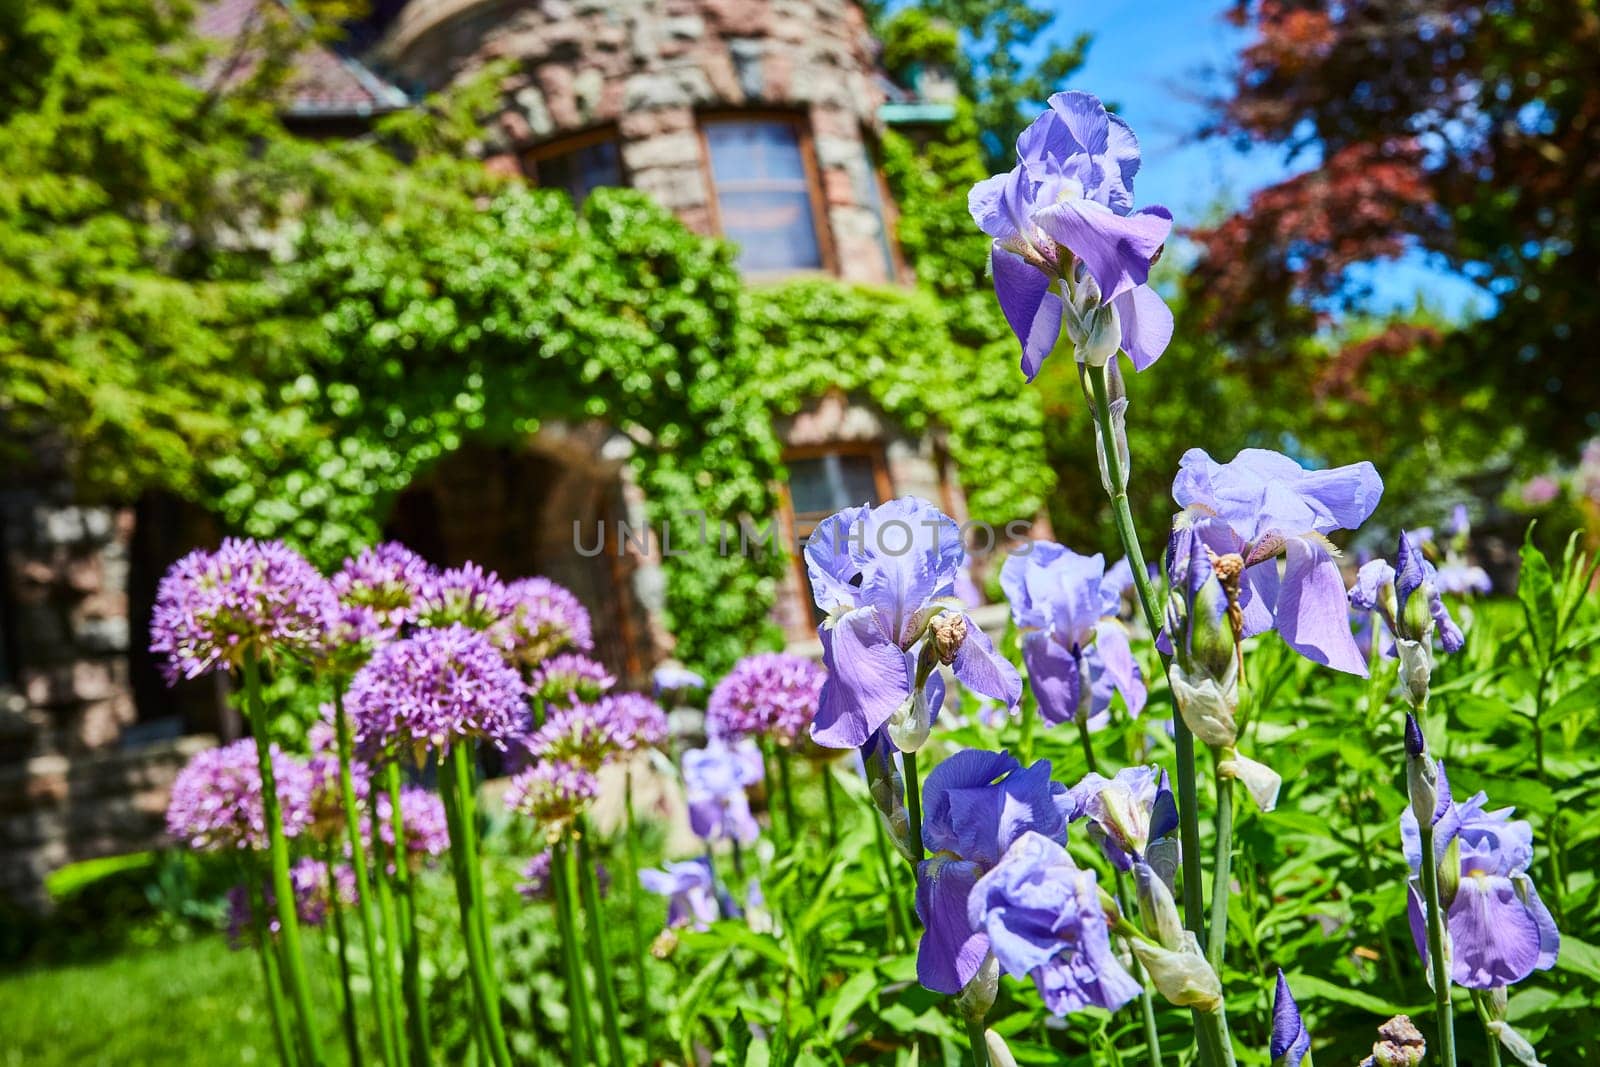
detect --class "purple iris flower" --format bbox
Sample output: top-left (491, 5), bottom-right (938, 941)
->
top-left (1169, 448), bottom-right (1384, 675)
top-left (913, 749), bottom-right (1071, 995)
top-left (639, 858), bottom-right (720, 932)
top-left (806, 498), bottom-right (1021, 751)
top-left (1064, 765), bottom-right (1178, 873)
top-left (969, 831), bottom-right (1141, 1014)
top-left (1401, 773), bottom-right (1560, 989)
top-left (1349, 530), bottom-right (1465, 653)
top-left (1001, 544), bottom-right (1145, 730)
top-left (968, 91), bottom-right (1174, 380)
top-left (682, 739), bottom-right (764, 846)
top-left (1271, 969), bottom-right (1312, 1067)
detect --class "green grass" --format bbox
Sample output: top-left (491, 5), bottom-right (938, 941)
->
top-left (0, 935), bottom-right (353, 1066)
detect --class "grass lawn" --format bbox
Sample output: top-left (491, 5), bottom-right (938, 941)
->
top-left (0, 935), bottom-right (355, 1066)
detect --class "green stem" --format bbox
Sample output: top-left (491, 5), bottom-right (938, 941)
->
top-left (1076, 714), bottom-right (1099, 774)
top-left (440, 744), bottom-right (512, 1067)
top-left (332, 691), bottom-right (399, 1067)
top-left (325, 850), bottom-right (365, 1067)
top-left (622, 768), bottom-right (653, 1052)
top-left (1084, 361), bottom-right (1230, 1067)
top-left (903, 749), bottom-right (925, 865)
top-left (384, 763), bottom-right (432, 1066)
top-left (1208, 764), bottom-right (1234, 975)
top-left (776, 746), bottom-right (799, 846)
top-left (870, 811), bottom-right (908, 951)
top-left (243, 652), bottom-right (323, 1065)
top-left (965, 1018), bottom-right (991, 1067)
top-left (249, 863), bottom-right (299, 1067)
top-left (1018, 695), bottom-right (1036, 763)
top-left (821, 762), bottom-right (840, 850)
top-left (552, 838), bottom-right (594, 1062)
top-left (1470, 992), bottom-right (1504, 1067)
top-left (367, 783), bottom-right (409, 1067)
top-left (1418, 822), bottom-right (1458, 1067)
top-left (1112, 872), bottom-right (1163, 1067)
top-left (576, 819), bottom-right (627, 1065)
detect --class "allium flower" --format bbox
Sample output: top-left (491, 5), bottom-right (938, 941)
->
top-left (315, 603), bottom-right (396, 676)
top-left (376, 786), bottom-right (450, 862)
top-left (522, 703), bottom-right (620, 770)
top-left (1065, 765), bottom-right (1177, 873)
top-left (639, 858), bottom-right (720, 932)
top-left (707, 652), bottom-right (826, 745)
top-left (306, 748), bottom-right (370, 842)
top-left (806, 498), bottom-right (1022, 751)
top-left (599, 692), bottom-right (669, 752)
top-left (1350, 530), bottom-right (1465, 707)
top-left (414, 563), bottom-right (515, 631)
top-left (492, 577), bottom-right (594, 668)
top-left (517, 850), bottom-right (609, 901)
top-left (227, 858), bottom-right (356, 946)
top-left (151, 538), bottom-right (335, 683)
top-left (346, 625), bottom-right (529, 759)
top-left (1169, 448), bottom-right (1383, 675)
top-left (968, 90), bottom-right (1173, 379)
top-left (331, 542), bottom-right (430, 627)
top-left (1271, 969), bottom-right (1312, 1067)
top-left (505, 759), bottom-right (599, 831)
top-left (914, 750), bottom-right (1071, 995)
top-left (1001, 545), bottom-right (1145, 730)
top-left (529, 653), bottom-right (616, 707)
top-left (1402, 773), bottom-right (1560, 989)
top-left (968, 831), bottom-right (1140, 1014)
top-left (652, 664), bottom-right (705, 698)
top-left (166, 739), bottom-right (314, 851)
top-left (682, 740), bottom-right (764, 845)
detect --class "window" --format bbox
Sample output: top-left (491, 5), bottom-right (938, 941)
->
top-left (702, 117), bottom-right (830, 275)
top-left (783, 446), bottom-right (891, 630)
top-left (526, 131), bottom-right (624, 206)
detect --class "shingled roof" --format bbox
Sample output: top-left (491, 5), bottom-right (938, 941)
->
top-left (197, 0), bottom-right (409, 118)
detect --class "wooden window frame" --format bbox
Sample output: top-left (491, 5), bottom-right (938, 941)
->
top-left (696, 110), bottom-right (839, 278)
top-left (522, 124), bottom-right (629, 194)
top-left (776, 442), bottom-right (893, 639)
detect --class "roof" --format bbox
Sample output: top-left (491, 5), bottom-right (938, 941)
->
top-left (196, 0), bottom-right (409, 118)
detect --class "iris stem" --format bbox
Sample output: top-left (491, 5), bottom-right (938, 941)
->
top-left (903, 749), bottom-right (925, 864)
top-left (1207, 763), bottom-right (1234, 975)
top-left (965, 1018), bottom-right (991, 1067)
top-left (576, 817), bottom-right (628, 1065)
top-left (1418, 821), bottom-right (1458, 1067)
top-left (821, 761), bottom-right (840, 850)
top-left (1470, 991), bottom-right (1504, 1067)
top-left (248, 860), bottom-right (299, 1067)
top-left (440, 744), bottom-right (512, 1067)
top-left (870, 810), bottom-right (909, 951)
top-left (383, 762), bottom-right (432, 1065)
top-left (1084, 360), bottom-right (1232, 1067)
top-left (552, 837), bottom-right (594, 1062)
top-left (1075, 714), bottom-right (1099, 774)
top-left (622, 767), bottom-right (654, 1052)
top-left (243, 651), bottom-right (324, 1066)
top-left (332, 689), bottom-right (399, 1067)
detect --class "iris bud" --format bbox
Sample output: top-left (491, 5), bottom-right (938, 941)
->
top-left (1134, 861), bottom-right (1184, 950)
top-left (1130, 932), bottom-right (1222, 1012)
top-left (954, 954), bottom-right (999, 1021)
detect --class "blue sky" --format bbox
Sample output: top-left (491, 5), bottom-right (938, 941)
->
top-left (1055, 0), bottom-right (1489, 319)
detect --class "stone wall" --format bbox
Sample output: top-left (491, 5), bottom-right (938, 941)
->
top-left (376, 0), bottom-right (899, 284)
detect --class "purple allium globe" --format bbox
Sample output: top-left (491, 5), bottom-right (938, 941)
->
top-left (493, 577), bottom-right (594, 669)
top-left (345, 624), bottom-right (529, 760)
top-left (376, 786), bottom-right (451, 863)
top-left (331, 542), bottom-right (430, 627)
top-left (505, 759), bottom-right (599, 834)
top-left (414, 562), bottom-right (516, 631)
top-left (315, 603), bottom-right (396, 677)
top-left (707, 652), bottom-right (826, 746)
top-left (521, 693), bottom-right (668, 770)
top-left (226, 858), bottom-right (356, 946)
top-left (598, 692), bottom-right (669, 752)
top-left (529, 653), bottom-right (616, 707)
top-left (166, 739), bottom-right (315, 851)
top-left (150, 538), bottom-right (335, 683)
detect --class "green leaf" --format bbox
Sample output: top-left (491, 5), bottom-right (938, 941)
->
top-left (1286, 972), bottom-right (1423, 1017)
top-left (1555, 934), bottom-right (1600, 983)
top-left (1519, 528), bottom-right (1557, 667)
top-left (824, 968), bottom-right (879, 1042)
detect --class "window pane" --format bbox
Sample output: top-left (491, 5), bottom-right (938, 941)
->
top-left (789, 453), bottom-right (880, 519)
top-left (536, 138), bottom-right (623, 206)
top-left (705, 120), bottom-right (823, 273)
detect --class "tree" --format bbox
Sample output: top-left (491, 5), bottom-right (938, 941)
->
top-left (1195, 1), bottom-right (1600, 456)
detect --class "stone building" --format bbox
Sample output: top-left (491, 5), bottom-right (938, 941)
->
top-left (0, 0), bottom-right (996, 905)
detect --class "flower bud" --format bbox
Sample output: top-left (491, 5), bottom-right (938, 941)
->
top-left (1437, 835), bottom-right (1461, 908)
top-left (1404, 715), bottom-right (1449, 830)
top-left (1169, 664), bottom-right (1239, 749)
top-left (1131, 931), bottom-right (1222, 1012)
top-left (886, 685), bottom-right (937, 753)
top-left (1095, 396), bottom-right (1131, 496)
top-left (1068, 300), bottom-right (1122, 367)
top-left (984, 1029), bottom-right (1020, 1067)
top-left (1218, 748), bottom-right (1282, 812)
top-left (1363, 1015), bottom-right (1426, 1067)
top-left (1487, 1019), bottom-right (1546, 1067)
top-left (954, 954), bottom-right (999, 1021)
top-left (1134, 860), bottom-right (1184, 950)
top-left (1395, 637), bottom-right (1433, 709)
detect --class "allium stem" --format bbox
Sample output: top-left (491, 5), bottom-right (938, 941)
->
top-left (366, 784), bottom-right (408, 1067)
top-left (440, 744), bottom-right (512, 1067)
top-left (1207, 765), bottom-right (1234, 975)
top-left (1418, 820), bottom-right (1458, 1067)
top-left (1470, 991), bottom-right (1504, 1067)
top-left (1084, 361), bottom-right (1232, 1067)
top-left (325, 850), bottom-right (365, 1067)
top-left (384, 762), bottom-right (432, 1066)
top-left (576, 817), bottom-right (628, 1066)
top-left (248, 861), bottom-right (299, 1067)
top-left (332, 690), bottom-right (399, 1067)
top-left (903, 749), bottom-right (925, 864)
top-left (622, 768), bottom-right (654, 1052)
top-left (243, 652), bottom-right (324, 1066)
top-left (551, 837), bottom-right (594, 1061)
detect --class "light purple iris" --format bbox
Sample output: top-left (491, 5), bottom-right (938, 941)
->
top-left (1401, 771), bottom-right (1560, 989)
top-left (913, 749), bottom-right (1071, 995)
top-left (682, 739), bottom-right (764, 845)
top-left (806, 498), bottom-right (1021, 751)
top-left (968, 90), bottom-right (1174, 380)
top-left (1350, 530), bottom-right (1466, 652)
top-left (639, 858), bottom-right (721, 931)
top-left (969, 831), bottom-right (1141, 1015)
top-left (1064, 765), bottom-right (1177, 873)
top-left (652, 664), bottom-right (706, 698)
top-left (1169, 448), bottom-right (1384, 675)
top-left (1001, 544), bottom-right (1145, 730)
top-left (1271, 969), bottom-right (1312, 1067)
